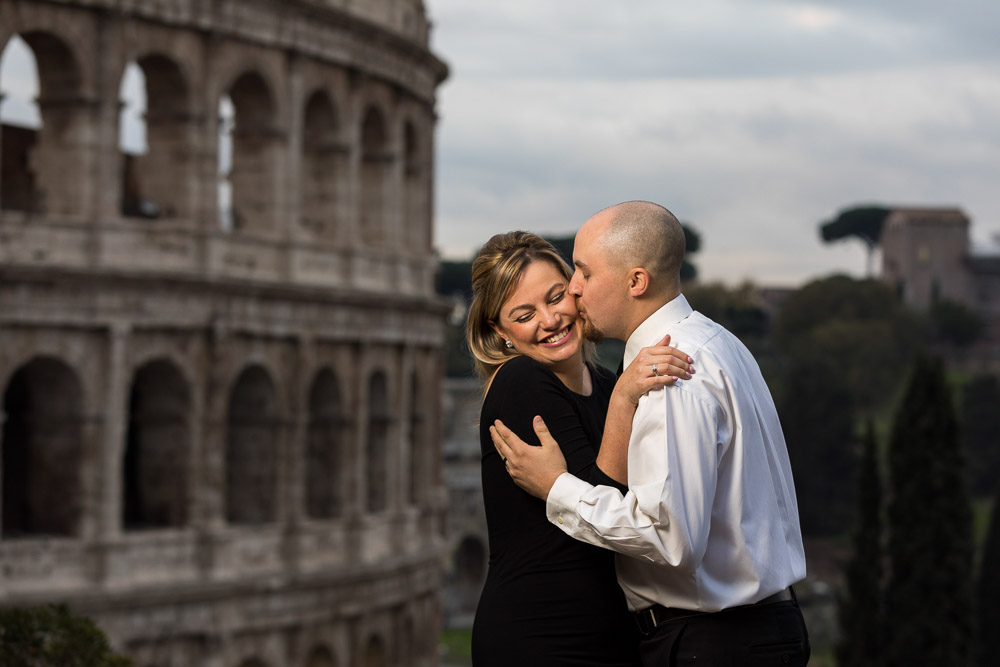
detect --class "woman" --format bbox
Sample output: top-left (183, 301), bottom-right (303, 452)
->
top-left (466, 232), bottom-right (692, 666)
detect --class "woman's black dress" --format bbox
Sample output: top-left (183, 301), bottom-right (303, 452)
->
top-left (471, 356), bottom-right (640, 666)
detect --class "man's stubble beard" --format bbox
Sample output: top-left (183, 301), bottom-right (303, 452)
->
top-left (580, 316), bottom-right (604, 343)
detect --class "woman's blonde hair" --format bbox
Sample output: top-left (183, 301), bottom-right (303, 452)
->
top-left (465, 231), bottom-right (593, 380)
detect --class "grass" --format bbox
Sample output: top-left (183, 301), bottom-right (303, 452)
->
top-left (439, 628), bottom-right (473, 666)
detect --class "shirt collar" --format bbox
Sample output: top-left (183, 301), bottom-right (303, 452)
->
top-left (623, 294), bottom-right (693, 368)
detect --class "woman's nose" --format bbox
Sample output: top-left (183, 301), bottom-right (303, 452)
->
top-left (539, 308), bottom-right (559, 329)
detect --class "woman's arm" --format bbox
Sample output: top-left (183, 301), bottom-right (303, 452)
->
top-left (596, 334), bottom-right (694, 484)
top-left (484, 357), bottom-right (606, 483)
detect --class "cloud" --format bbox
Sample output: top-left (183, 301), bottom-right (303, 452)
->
top-left (427, 0), bottom-right (1000, 285)
top-left (429, 0), bottom-right (999, 81)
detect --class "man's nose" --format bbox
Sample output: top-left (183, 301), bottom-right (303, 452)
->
top-left (568, 273), bottom-right (582, 296)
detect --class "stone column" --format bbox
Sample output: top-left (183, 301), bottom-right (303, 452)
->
top-left (344, 82), bottom-right (363, 251)
top-left (283, 50), bottom-right (303, 280)
top-left (195, 319), bottom-right (229, 577)
top-left (281, 333), bottom-right (312, 571)
top-left (98, 321), bottom-right (131, 542)
top-left (195, 31), bottom-right (223, 273)
top-left (388, 106), bottom-right (405, 258)
top-left (87, 320), bottom-right (129, 583)
top-left (91, 10), bottom-right (125, 261)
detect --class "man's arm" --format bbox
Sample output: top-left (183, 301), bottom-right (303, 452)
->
top-left (492, 334), bottom-right (692, 490)
top-left (492, 385), bottom-right (723, 569)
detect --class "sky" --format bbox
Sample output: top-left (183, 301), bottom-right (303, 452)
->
top-left (423, 0), bottom-right (1000, 286)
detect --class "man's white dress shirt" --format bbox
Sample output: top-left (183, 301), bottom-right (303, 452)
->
top-left (546, 294), bottom-right (806, 613)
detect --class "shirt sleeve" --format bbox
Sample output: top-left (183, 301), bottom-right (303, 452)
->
top-left (546, 382), bottom-right (726, 572)
top-left (484, 358), bottom-right (608, 485)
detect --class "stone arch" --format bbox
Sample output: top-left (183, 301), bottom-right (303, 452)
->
top-left (1, 29), bottom-right (87, 217)
top-left (366, 370), bottom-right (390, 513)
top-left (363, 635), bottom-right (386, 667)
top-left (122, 358), bottom-right (191, 531)
top-left (305, 644), bottom-right (337, 667)
top-left (359, 105), bottom-right (390, 248)
top-left (119, 52), bottom-right (194, 221)
top-left (1, 356), bottom-right (84, 538)
top-left (402, 116), bottom-right (429, 251)
top-left (300, 89), bottom-right (343, 240)
top-left (306, 367), bottom-right (345, 519)
top-left (225, 364), bottom-right (280, 525)
top-left (224, 70), bottom-right (279, 235)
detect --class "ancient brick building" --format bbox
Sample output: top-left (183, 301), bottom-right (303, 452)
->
top-left (0, 1), bottom-right (449, 665)
top-left (880, 207), bottom-right (1000, 367)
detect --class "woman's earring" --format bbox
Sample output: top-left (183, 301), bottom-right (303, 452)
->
top-left (505, 340), bottom-right (513, 349)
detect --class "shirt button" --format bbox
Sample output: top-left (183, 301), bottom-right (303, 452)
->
top-left (557, 516), bottom-right (564, 524)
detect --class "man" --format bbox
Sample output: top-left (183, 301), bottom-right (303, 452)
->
top-left (491, 201), bottom-right (809, 665)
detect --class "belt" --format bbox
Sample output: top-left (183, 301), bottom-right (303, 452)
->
top-left (634, 587), bottom-right (795, 636)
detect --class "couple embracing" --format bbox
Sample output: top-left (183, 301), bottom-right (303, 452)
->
top-left (465, 201), bottom-right (809, 667)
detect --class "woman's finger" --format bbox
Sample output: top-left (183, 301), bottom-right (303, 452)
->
top-left (651, 355), bottom-right (694, 379)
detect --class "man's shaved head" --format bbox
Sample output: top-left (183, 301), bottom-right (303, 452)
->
top-left (596, 201), bottom-right (686, 294)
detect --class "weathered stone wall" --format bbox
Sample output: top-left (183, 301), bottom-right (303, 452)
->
top-left (0, 0), bottom-right (449, 665)
top-left (440, 377), bottom-right (488, 628)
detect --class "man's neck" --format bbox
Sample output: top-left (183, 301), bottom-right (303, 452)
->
top-left (621, 289), bottom-right (680, 341)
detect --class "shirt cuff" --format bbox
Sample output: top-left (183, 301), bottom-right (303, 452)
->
top-left (545, 472), bottom-right (593, 531)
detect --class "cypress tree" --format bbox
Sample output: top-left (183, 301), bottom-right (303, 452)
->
top-left (960, 373), bottom-right (1000, 496)
top-left (978, 487), bottom-right (1000, 667)
top-left (836, 419), bottom-right (883, 667)
top-left (884, 355), bottom-right (974, 667)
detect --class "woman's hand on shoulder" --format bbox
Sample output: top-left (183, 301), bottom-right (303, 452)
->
top-left (616, 334), bottom-right (695, 406)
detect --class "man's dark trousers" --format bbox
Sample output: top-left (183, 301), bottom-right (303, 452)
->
top-left (637, 599), bottom-right (809, 666)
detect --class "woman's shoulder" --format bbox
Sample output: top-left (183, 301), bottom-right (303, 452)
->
top-left (489, 355), bottom-right (552, 389)
top-left (481, 356), bottom-right (560, 424)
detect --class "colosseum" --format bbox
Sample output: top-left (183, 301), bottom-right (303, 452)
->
top-left (0, 0), bottom-right (449, 665)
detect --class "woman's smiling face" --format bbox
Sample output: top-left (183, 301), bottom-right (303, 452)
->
top-left (492, 258), bottom-right (583, 370)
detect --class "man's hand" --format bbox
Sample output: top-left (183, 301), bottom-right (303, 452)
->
top-left (490, 415), bottom-right (566, 500)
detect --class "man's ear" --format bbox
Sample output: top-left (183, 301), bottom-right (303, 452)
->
top-left (627, 267), bottom-right (651, 297)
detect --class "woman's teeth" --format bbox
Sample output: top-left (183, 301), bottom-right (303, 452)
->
top-left (543, 328), bottom-right (570, 344)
